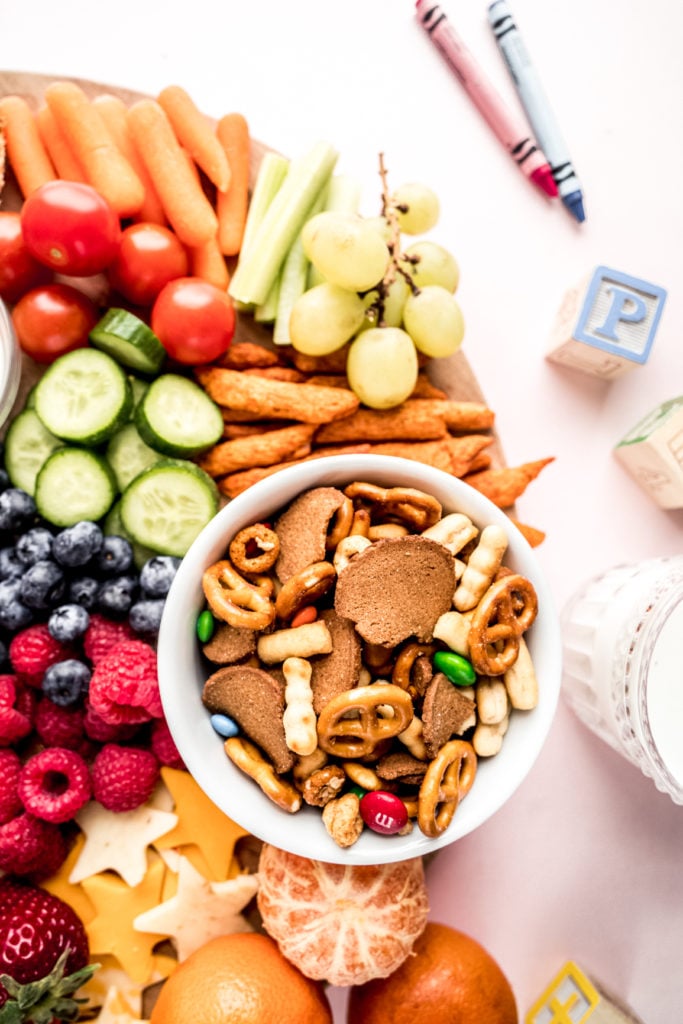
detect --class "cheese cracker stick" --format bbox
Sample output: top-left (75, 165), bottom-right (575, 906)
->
top-left (218, 445), bottom-right (373, 498)
top-left (243, 367), bottom-right (308, 383)
top-left (198, 423), bottom-right (316, 477)
top-left (44, 81), bottom-right (145, 216)
top-left (194, 367), bottom-right (359, 423)
top-left (442, 400), bottom-right (495, 433)
top-left (463, 458), bottom-right (555, 508)
top-left (221, 342), bottom-right (283, 370)
top-left (315, 400), bottom-right (449, 443)
top-left (0, 95), bottom-right (56, 197)
top-left (369, 435), bottom-right (494, 477)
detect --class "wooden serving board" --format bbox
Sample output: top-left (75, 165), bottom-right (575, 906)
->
top-left (0, 70), bottom-right (503, 464)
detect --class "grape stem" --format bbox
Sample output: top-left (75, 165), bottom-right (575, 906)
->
top-left (366, 153), bottom-right (420, 328)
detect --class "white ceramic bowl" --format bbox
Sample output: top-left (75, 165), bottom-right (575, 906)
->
top-left (158, 454), bottom-right (562, 865)
top-left (0, 299), bottom-right (21, 431)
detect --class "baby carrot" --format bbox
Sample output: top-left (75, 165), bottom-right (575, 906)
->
top-left (127, 99), bottom-right (218, 248)
top-left (92, 94), bottom-right (167, 225)
top-left (157, 85), bottom-right (231, 192)
top-left (44, 81), bottom-right (145, 217)
top-left (216, 112), bottom-right (251, 256)
top-left (35, 105), bottom-right (87, 182)
top-left (190, 236), bottom-right (231, 290)
top-left (0, 95), bottom-right (56, 197)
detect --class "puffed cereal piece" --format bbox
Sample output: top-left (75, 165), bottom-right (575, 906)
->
top-left (453, 524), bottom-right (509, 611)
top-left (322, 792), bottom-right (364, 848)
top-left (257, 620), bottom-right (333, 664)
top-left (503, 636), bottom-right (539, 710)
top-left (432, 609), bottom-right (473, 656)
top-left (476, 676), bottom-right (509, 726)
top-left (282, 657), bottom-right (317, 756)
top-left (422, 512), bottom-right (478, 555)
top-left (472, 714), bottom-right (510, 757)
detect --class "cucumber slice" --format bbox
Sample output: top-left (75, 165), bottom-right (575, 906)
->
top-left (90, 308), bottom-right (166, 375)
top-left (34, 348), bottom-right (133, 446)
top-left (120, 459), bottom-right (219, 557)
top-left (104, 500), bottom-right (159, 570)
top-left (35, 448), bottom-right (117, 527)
top-left (106, 422), bottom-right (161, 491)
top-left (128, 375), bottom-right (149, 414)
top-left (4, 408), bottom-right (62, 495)
top-left (135, 373), bottom-right (223, 457)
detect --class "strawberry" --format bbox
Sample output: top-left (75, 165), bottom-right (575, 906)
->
top-left (0, 877), bottom-right (95, 1023)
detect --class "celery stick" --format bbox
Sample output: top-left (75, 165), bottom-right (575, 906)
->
top-left (308, 173), bottom-right (363, 288)
top-left (228, 141), bottom-right (339, 307)
top-left (234, 152), bottom-right (289, 313)
top-left (273, 186), bottom-right (328, 346)
top-left (254, 275), bottom-right (281, 323)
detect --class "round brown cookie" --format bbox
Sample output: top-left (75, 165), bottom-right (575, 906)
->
top-left (274, 486), bottom-right (347, 583)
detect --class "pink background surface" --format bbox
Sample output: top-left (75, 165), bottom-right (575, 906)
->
top-left (2, 0), bottom-right (682, 1018)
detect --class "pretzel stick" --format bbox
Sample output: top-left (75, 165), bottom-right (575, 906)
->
top-left (194, 366), bottom-right (360, 423)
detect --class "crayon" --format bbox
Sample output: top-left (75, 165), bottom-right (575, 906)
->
top-left (414, 0), bottom-right (557, 199)
top-left (487, 0), bottom-right (586, 222)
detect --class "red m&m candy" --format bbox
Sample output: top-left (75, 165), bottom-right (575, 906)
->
top-left (359, 790), bottom-right (408, 835)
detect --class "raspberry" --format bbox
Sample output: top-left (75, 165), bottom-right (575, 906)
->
top-left (88, 639), bottom-right (162, 725)
top-left (83, 700), bottom-right (140, 744)
top-left (150, 717), bottom-right (185, 770)
top-left (9, 624), bottom-right (72, 679)
top-left (18, 748), bottom-right (92, 824)
top-left (82, 613), bottom-right (135, 665)
top-left (0, 675), bottom-right (33, 746)
top-left (34, 699), bottom-right (87, 751)
top-left (0, 812), bottom-right (67, 879)
top-left (0, 749), bottom-right (22, 824)
top-left (91, 744), bottom-right (160, 811)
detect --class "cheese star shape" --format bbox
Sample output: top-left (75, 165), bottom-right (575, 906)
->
top-left (70, 801), bottom-right (178, 887)
top-left (81, 856), bottom-right (166, 985)
top-left (40, 833), bottom-right (96, 925)
top-left (133, 853), bottom-right (258, 961)
top-left (153, 767), bottom-right (248, 881)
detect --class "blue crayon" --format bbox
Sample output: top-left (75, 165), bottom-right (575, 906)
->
top-left (487, 0), bottom-right (586, 222)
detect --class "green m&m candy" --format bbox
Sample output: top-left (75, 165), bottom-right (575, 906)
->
top-left (433, 650), bottom-right (476, 687)
top-left (196, 608), bottom-right (215, 643)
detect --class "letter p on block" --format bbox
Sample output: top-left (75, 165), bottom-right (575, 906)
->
top-left (546, 266), bottom-right (667, 379)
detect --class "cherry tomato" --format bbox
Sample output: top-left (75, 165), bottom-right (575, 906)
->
top-left (12, 283), bottom-right (99, 364)
top-left (0, 212), bottom-right (52, 304)
top-left (151, 277), bottom-right (235, 365)
top-left (20, 181), bottom-right (121, 277)
top-left (108, 223), bottom-right (189, 307)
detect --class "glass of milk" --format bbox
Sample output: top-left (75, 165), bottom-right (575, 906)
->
top-left (561, 556), bottom-right (683, 803)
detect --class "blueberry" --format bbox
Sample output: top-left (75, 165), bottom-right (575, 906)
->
top-left (93, 535), bottom-right (134, 576)
top-left (48, 603), bottom-right (91, 644)
top-left (0, 469), bottom-right (10, 493)
top-left (15, 527), bottom-right (54, 567)
top-left (97, 574), bottom-right (138, 616)
top-left (53, 521), bottom-right (104, 568)
top-left (21, 559), bottom-right (66, 609)
top-left (0, 546), bottom-right (24, 581)
top-left (0, 638), bottom-right (8, 670)
top-left (139, 556), bottom-right (181, 598)
top-left (129, 598), bottom-right (166, 635)
top-left (0, 579), bottom-right (34, 630)
top-left (67, 575), bottom-right (100, 611)
top-left (0, 489), bottom-right (36, 532)
top-left (42, 659), bottom-right (91, 706)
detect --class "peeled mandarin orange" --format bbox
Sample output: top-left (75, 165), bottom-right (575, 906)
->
top-left (256, 843), bottom-right (429, 987)
top-left (149, 932), bottom-right (332, 1024)
top-left (346, 921), bottom-right (518, 1024)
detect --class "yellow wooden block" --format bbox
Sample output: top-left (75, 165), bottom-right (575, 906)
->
top-left (526, 961), bottom-right (644, 1024)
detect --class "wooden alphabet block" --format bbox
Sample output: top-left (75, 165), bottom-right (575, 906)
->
top-left (526, 961), bottom-right (645, 1024)
top-left (546, 266), bottom-right (667, 378)
top-left (614, 396), bottom-right (683, 509)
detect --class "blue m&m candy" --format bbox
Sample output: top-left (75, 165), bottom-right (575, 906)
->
top-left (210, 713), bottom-right (239, 738)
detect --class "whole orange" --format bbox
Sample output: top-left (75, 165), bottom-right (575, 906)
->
top-left (346, 922), bottom-right (518, 1024)
top-left (149, 932), bottom-right (332, 1024)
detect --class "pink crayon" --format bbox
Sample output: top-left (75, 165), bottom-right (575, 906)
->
top-left (415, 0), bottom-right (558, 199)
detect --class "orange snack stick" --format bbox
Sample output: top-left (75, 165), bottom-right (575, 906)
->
top-left (315, 400), bottom-right (449, 444)
top-left (157, 85), bottom-right (231, 192)
top-left (221, 341), bottom-right (284, 370)
top-left (194, 366), bottom-right (360, 423)
top-left (508, 518), bottom-right (546, 547)
top-left (35, 106), bottom-right (86, 182)
top-left (216, 446), bottom-right (374, 498)
top-left (127, 99), bottom-right (219, 247)
top-left (0, 95), bottom-right (56, 196)
top-left (198, 423), bottom-right (316, 478)
top-left (44, 81), bottom-right (144, 216)
top-left (215, 112), bottom-right (251, 255)
top-left (463, 457), bottom-right (555, 509)
top-left (92, 93), bottom-right (166, 224)
top-left (368, 435), bottom-right (494, 477)
top-left (442, 400), bottom-right (495, 433)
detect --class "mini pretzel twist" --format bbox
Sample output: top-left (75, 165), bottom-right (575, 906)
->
top-left (229, 523), bottom-right (280, 574)
top-left (202, 559), bottom-right (275, 631)
top-left (282, 657), bottom-right (317, 756)
top-left (316, 683), bottom-right (414, 758)
top-left (454, 524), bottom-right (509, 611)
top-left (417, 739), bottom-right (477, 838)
top-left (468, 573), bottom-right (538, 675)
top-left (274, 560), bottom-right (336, 621)
top-left (325, 496), bottom-right (355, 550)
top-left (224, 736), bottom-right (301, 813)
top-left (344, 481), bottom-right (442, 531)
